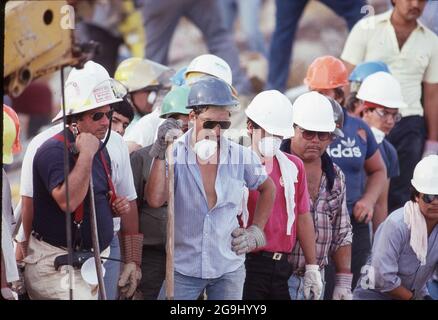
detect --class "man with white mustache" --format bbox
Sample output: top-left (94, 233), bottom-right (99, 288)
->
top-left (243, 90), bottom-right (321, 300)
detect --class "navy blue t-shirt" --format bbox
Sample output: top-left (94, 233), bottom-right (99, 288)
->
top-left (327, 110), bottom-right (379, 215)
top-left (32, 130), bottom-right (114, 250)
top-left (379, 138), bottom-right (400, 179)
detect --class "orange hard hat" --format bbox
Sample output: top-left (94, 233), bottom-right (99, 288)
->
top-left (3, 104), bottom-right (21, 164)
top-left (304, 56), bottom-right (349, 90)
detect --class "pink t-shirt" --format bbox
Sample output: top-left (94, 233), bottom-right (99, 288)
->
top-left (247, 152), bottom-right (310, 253)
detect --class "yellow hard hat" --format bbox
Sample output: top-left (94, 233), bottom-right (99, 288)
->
top-left (114, 57), bottom-right (171, 92)
top-left (3, 104), bottom-right (21, 164)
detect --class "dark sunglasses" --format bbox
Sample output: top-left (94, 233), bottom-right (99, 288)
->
top-left (91, 110), bottom-right (113, 121)
top-left (422, 194), bottom-right (438, 204)
top-left (202, 120), bottom-right (232, 130)
top-left (296, 126), bottom-right (333, 141)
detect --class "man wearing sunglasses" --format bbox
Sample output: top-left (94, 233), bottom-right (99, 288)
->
top-left (280, 92), bottom-right (353, 300)
top-left (354, 155), bottom-right (438, 300)
top-left (243, 90), bottom-right (321, 300)
top-left (22, 61), bottom-right (143, 300)
top-left (129, 85), bottom-right (190, 299)
top-left (358, 72), bottom-right (407, 232)
top-left (146, 77), bottom-right (275, 300)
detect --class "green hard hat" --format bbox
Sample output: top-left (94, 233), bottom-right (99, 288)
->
top-left (160, 85), bottom-right (191, 119)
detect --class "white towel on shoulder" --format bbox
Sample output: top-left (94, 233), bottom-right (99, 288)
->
top-left (275, 150), bottom-right (299, 235)
top-left (239, 151), bottom-right (298, 235)
top-left (403, 201), bottom-right (428, 266)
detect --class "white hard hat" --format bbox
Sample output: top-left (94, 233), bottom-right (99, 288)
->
top-left (292, 91), bottom-right (336, 132)
top-left (411, 155), bottom-right (438, 195)
top-left (185, 54), bottom-right (233, 87)
top-left (52, 61), bottom-right (126, 122)
top-left (356, 71), bottom-right (407, 109)
top-left (245, 90), bottom-right (294, 138)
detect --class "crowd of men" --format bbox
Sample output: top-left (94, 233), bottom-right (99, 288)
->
top-left (2, 0), bottom-right (438, 300)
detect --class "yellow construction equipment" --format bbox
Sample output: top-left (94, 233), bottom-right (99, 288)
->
top-left (4, 0), bottom-right (95, 97)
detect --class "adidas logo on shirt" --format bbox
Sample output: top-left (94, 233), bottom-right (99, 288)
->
top-left (328, 138), bottom-right (362, 158)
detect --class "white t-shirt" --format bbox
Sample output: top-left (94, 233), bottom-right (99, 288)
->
top-left (123, 109), bottom-right (163, 148)
top-left (17, 124), bottom-right (137, 239)
top-left (2, 170), bottom-right (20, 282)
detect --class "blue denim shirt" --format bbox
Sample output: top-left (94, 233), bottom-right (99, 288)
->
top-left (354, 208), bottom-right (438, 299)
top-left (172, 129), bottom-right (267, 279)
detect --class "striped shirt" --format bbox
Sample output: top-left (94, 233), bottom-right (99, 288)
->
top-left (290, 163), bottom-right (353, 272)
top-left (172, 129), bottom-right (268, 279)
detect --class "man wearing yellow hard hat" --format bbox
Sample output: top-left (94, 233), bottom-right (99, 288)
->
top-left (2, 105), bottom-right (22, 300)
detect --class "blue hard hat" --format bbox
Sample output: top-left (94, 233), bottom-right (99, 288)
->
top-left (171, 66), bottom-right (188, 86)
top-left (186, 76), bottom-right (239, 109)
top-left (349, 61), bottom-right (390, 83)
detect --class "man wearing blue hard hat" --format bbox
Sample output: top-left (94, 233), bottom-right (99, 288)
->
top-left (145, 76), bottom-right (276, 300)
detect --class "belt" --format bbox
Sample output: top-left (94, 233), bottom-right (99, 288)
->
top-left (248, 251), bottom-right (290, 262)
top-left (31, 231), bottom-right (68, 250)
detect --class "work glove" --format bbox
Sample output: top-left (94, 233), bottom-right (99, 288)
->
top-left (119, 262), bottom-right (142, 299)
top-left (422, 140), bottom-right (438, 158)
top-left (118, 234), bottom-right (143, 299)
top-left (231, 225), bottom-right (266, 255)
top-left (332, 273), bottom-right (353, 300)
top-left (303, 264), bottom-right (323, 300)
top-left (149, 118), bottom-right (183, 160)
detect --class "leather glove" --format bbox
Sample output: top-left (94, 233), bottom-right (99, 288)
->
top-left (118, 234), bottom-right (143, 298)
top-left (149, 118), bottom-right (183, 160)
top-left (422, 140), bottom-right (438, 158)
top-left (332, 273), bottom-right (353, 300)
top-left (303, 264), bottom-right (323, 300)
top-left (231, 225), bottom-right (266, 255)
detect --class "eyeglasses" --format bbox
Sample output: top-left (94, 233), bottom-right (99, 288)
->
top-left (422, 194), bottom-right (438, 204)
top-left (91, 110), bottom-right (113, 122)
top-left (374, 109), bottom-right (402, 123)
top-left (296, 126), bottom-right (333, 141)
top-left (199, 117), bottom-right (232, 130)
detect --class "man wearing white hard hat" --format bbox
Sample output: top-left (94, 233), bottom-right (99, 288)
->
top-left (23, 61), bottom-right (143, 300)
top-left (353, 155), bottom-right (438, 300)
top-left (358, 72), bottom-right (407, 232)
top-left (16, 102), bottom-right (139, 299)
top-left (243, 90), bottom-right (319, 300)
top-left (280, 92), bottom-right (353, 300)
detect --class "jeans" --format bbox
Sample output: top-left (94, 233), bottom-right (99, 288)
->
top-left (219, 0), bottom-right (267, 56)
top-left (141, 0), bottom-right (252, 94)
top-left (267, 0), bottom-right (366, 92)
top-left (243, 252), bottom-right (292, 300)
top-left (139, 245), bottom-right (166, 300)
top-left (324, 219), bottom-right (370, 300)
top-left (288, 269), bottom-right (325, 300)
top-left (157, 264), bottom-right (246, 300)
top-left (387, 116), bottom-right (426, 213)
top-left (102, 234), bottom-right (121, 300)
top-left (427, 280), bottom-right (438, 300)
